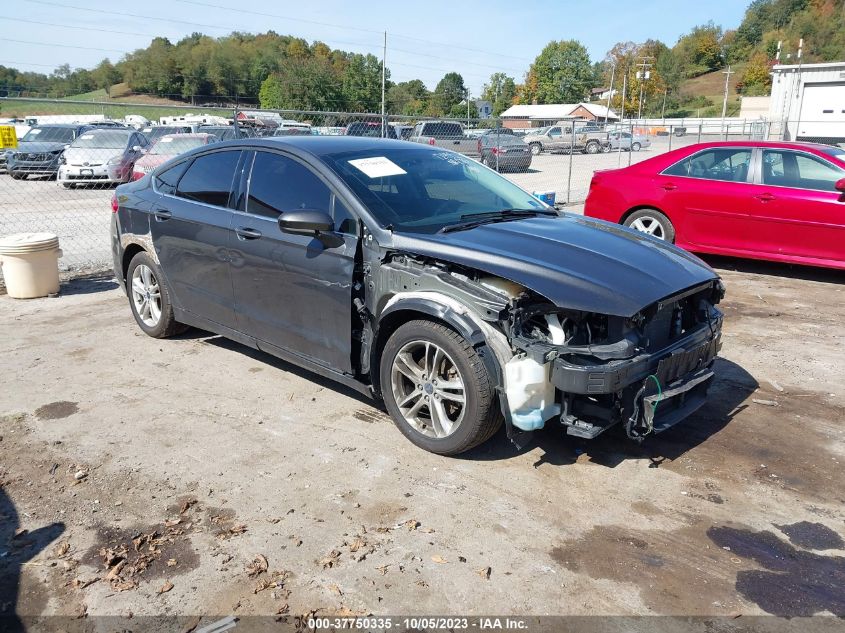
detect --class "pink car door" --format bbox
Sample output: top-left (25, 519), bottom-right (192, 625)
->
top-left (747, 149), bottom-right (845, 264)
top-left (658, 147), bottom-right (754, 251)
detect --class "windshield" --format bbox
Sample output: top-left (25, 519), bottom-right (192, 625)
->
top-left (820, 146), bottom-right (845, 160)
top-left (21, 127), bottom-right (76, 143)
top-left (150, 137), bottom-right (207, 155)
top-left (530, 126), bottom-right (550, 136)
top-left (143, 127), bottom-right (189, 141)
top-left (71, 131), bottom-right (131, 149)
top-left (324, 148), bottom-right (549, 234)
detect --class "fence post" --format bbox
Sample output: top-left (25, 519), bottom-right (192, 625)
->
top-left (628, 120), bottom-right (633, 167)
top-left (697, 123), bottom-right (702, 144)
top-left (566, 123), bottom-right (574, 205)
top-left (668, 124), bottom-right (673, 152)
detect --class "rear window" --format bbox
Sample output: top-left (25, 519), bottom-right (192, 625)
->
top-left (423, 122), bottom-right (464, 137)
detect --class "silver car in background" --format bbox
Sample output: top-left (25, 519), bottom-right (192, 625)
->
top-left (605, 131), bottom-right (651, 152)
top-left (58, 129), bottom-right (150, 188)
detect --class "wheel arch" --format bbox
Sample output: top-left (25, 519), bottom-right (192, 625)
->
top-left (120, 243), bottom-right (146, 283)
top-left (369, 296), bottom-right (507, 400)
top-left (620, 204), bottom-right (673, 226)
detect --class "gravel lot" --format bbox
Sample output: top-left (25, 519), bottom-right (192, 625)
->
top-left (1, 256), bottom-right (843, 627)
top-left (0, 133), bottom-right (713, 275)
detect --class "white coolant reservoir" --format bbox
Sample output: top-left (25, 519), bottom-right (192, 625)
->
top-left (504, 355), bottom-right (561, 431)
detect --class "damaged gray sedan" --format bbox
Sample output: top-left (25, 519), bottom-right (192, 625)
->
top-left (111, 137), bottom-right (724, 455)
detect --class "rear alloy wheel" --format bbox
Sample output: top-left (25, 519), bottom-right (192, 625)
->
top-left (623, 208), bottom-right (675, 242)
top-left (126, 251), bottom-right (186, 338)
top-left (585, 141), bottom-right (601, 154)
top-left (529, 143), bottom-right (542, 156)
top-left (631, 142), bottom-right (642, 152)
top-left (380, 320), bottom-right (501, 455)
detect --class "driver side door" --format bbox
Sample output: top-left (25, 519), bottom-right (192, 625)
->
top-left (228, 150), bottom-right (359, 373)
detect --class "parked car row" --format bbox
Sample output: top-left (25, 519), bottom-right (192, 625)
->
top-left (1, 122), bottom-right (255, 187)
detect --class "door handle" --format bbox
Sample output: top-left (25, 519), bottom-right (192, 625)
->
top-left (754, 193), bottom-right (776, 202)
top-left (153, 209), bottom-right (172, 221)
top-left (235, 226), bottom-right (262, 240)
top-left (661, 183), bottom-right (678, 191)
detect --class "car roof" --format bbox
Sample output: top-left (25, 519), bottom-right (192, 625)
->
top-left (207, 136), bottom-right (417, 157)
top-left (30, 123), bottom-right (90, 129)
top-left (680, 140), bottom-right (838, 151)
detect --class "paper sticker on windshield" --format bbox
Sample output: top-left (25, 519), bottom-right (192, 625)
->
top-left (160, 137), bottom-right (173, 143)
top-left (348, 157), bottom-right (406, 178)
top-left (80, 134), bottom-right (94, 140)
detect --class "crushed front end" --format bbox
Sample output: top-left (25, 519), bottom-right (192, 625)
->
top-left (506, 280), bottom-right (724, 441)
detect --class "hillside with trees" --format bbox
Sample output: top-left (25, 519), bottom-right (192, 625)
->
top-left (0, 0), bottom-right (842, 118)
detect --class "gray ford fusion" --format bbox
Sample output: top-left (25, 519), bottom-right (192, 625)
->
top-left (111, 137), bottom-right (723, 455)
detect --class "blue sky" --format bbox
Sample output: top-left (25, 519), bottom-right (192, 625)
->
top-left (0, 0), bottom-right (748, 95)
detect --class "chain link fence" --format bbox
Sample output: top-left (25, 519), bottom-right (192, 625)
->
top-left (0, 97), bottom-right (830, 283)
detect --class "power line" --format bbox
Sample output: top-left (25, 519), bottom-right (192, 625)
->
top-left (0, 16), bottom-right (155, 38)
top-left (1, 38), bottom-right (127, 54)
top-left (173, 0), bottom-right (533, 64)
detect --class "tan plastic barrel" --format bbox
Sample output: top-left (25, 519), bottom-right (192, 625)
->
top-left (0, 233), bottom-right (63, 299)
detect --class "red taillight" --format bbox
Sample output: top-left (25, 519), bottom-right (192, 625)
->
top-left (428, 138), bottom-right (435, 145)
top-left (477, 139), bottom-right (482, 154)
top-left (111, 194), bottom-right (119, 213)
top-left (491, 146), bottom-right (502, 155)
top-left (131, 171), bottom-right (144, 181)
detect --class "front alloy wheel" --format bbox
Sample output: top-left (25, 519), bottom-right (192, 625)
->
top-left (390, 340), bottom-right (466, 439)
top-left (380, 320), bottom-right (502, 455)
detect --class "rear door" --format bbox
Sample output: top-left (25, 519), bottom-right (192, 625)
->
top-left (657, 147), bottom-right (754, 251)
top-left (150, 149), bottom-right (243, 328)
top-left (228, 150), bottom-right (358, 372)
top-left (745, 148), bottom-right (845, 263)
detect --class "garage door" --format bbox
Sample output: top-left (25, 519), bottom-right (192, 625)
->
top-left (796, 82), bottom-right (845, 141)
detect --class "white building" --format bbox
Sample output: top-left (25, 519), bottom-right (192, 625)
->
top-left (769, 61), bottom-right (845, 144)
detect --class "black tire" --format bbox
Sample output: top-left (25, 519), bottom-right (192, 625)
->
top-left (529, 143), bottom-right (542, 156)
top-left (61, 182), bottom-right (73, 189)
top-left (380, 320), bottom-right (502, 455)
top-left (631, 142), bottom-right (642, 152)
top-left (125, 251), bottom-right (186, 338)
top-left (585, 140), bottom-right (601, 154)
top-left (10, 172), bottom-right (24, 180)
top-left (623, 208), bottom-right (676, 243)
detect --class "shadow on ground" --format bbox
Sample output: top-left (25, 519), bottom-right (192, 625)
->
top-left (461, 357), bottom-right (757, 468)
top-left (0, 487), bottom-right (65, 633)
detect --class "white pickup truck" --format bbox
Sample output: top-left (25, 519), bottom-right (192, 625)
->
top-left (408, 121), bottom-right (480, 157)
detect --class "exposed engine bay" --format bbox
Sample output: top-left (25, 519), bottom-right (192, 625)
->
top-left (367, 252), bottom-right (724, 445)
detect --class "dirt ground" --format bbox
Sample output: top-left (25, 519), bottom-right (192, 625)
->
top-left (1, 256), bottom-right (844, 630)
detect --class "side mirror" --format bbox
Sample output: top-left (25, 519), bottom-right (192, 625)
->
top-left (278, 209), bottom-right (334, 234)
top-left (835, 177), bottom-right (845, 193)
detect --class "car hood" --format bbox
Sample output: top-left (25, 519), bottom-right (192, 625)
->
top-left (12, 141), bottom-right (66, 153)
top-left (134, 154), bottom-right (174, 170)
top-left (390, 214), bottom-right (718, 317)
top-left (64, 147), bottom-right (125, 163)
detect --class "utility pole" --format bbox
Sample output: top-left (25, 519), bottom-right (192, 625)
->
top-left (618, 70), bottom-right (627, 167)
top-left (720, 64), bottom-right (735, 134)
top-left (381, 30), bottom-right (387, 138)
top-left (604, 61), bottom-right (616, 126)
top-left (635, 57), bottom-right (653, 120)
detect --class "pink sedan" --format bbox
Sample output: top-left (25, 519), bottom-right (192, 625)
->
top-left (132, 133), bottom-right (218, 181)
top-left (584, 141), bottom-right (845, 270)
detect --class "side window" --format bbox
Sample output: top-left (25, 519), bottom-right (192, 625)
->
top-left (665, 149), bottom-right (751, 182)
top-left (549, 127), bottom-right (561, 137)
top-left (332, 197), bottom-right (358, 236)
top-left (763, 150), bottom-right (843, 191)
top-left (246, 151), bottom-right (331, 219)
top-left (175, 151), bottom-right (241, 207)
top-left (154, 160), bottom-right (191, 195)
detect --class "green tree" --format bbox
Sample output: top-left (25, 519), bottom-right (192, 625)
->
top-left (258, 56), bottom-right (345, 110)
top-left (673, 22), bottom-right (725, 77)
top-left (522, 40), bottom-right (592, 104)
top-left (342, 53), bottom-right (385, 112)
top-left (91, 59), bottom-right (121, 97)
top-left (738, 51), bottom-right (772, 95)
top-left (431, 72), bottom-right (466, 115)
top-left (481, 73), bottom-right (516, 115)
top-left (387, 79), bottom-right (429, 115)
